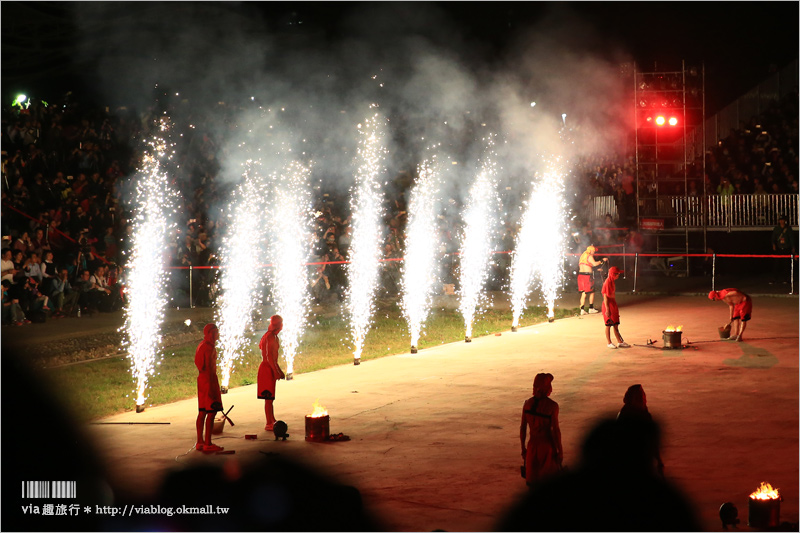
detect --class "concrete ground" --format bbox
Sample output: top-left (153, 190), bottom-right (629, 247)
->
top-left (76, 292), bottom-right (799, 532)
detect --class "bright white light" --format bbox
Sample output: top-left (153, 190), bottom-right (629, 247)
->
top-left (122, 130), bottom-right (178, 409)
top-left (530, 102), bottom-right (536, 107)
top-left (458, 138), bottom-right (500, 339)
top-left (217, 163), bottom-right (268, 387)
top-left (510, 159), bottom-right (567, 326)
top-left (561, 113), bottom-right (567, 124)
top-left (400, 158), bottom-right (442, 349)
top-left (266, 160), bottom-right (313, 375)
top-left (184, 319), bottom-right (191, 326)
top-left (346, 107), bottom-right (387, 361)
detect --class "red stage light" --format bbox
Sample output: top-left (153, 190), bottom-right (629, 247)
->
top-left (655, 116), bottom-right (666, 126)
top-left (668, 117), bottom-right (678, 126)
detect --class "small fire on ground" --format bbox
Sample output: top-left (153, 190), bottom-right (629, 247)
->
top-left (750, 482), bottom-right (780, 500)
top-left (309, 398), bottom-right (328, 418)
top-left (664, 325), bottom-right (683, 332)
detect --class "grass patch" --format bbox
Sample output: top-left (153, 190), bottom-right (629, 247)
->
top-left (49, 304), bottom-right (575, 421)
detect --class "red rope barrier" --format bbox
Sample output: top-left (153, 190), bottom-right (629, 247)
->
top-left (2, 202), bottom-right (76, 243)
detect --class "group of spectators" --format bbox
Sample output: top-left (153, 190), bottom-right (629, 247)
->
top-left (2, 86), bottom-right (797, 324)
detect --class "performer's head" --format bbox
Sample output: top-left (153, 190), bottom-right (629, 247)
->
top-left (623, 384), bottom-right (647, 408)
top-left (585, 245), bottom-right (596, 255)
top-left (204, 323), bottom-right (219, 342)
top-left (708, 290), bottom-right (720, 300)
top-left (533, 373), bottom-right (554, 398)
top-left (268, 314), bottom-right (283, 334)
top-left (608, 266), bottom-right (623, 279)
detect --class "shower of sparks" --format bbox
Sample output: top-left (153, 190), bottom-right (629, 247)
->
top-left (346, 106), bottom-right (387, 362)
top-left (216, 162), bottom-right (268, 387)
top-left (510, 160), bottom-right (567, 326)
top-left (458, 139), bottom-right (500, 339)
top-left (122, 129), bottom-right (178, 409)
top-left (400, 157), bottom-right (442, 349)
top-left (266, 160), bottom-right (314, 375)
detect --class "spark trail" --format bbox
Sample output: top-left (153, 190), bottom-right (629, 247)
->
top-left (122, 125), bottom-right (178, 411)
top-left (400, 157), bottom-right (442, 352)
top-left (458, 140), bottom-right (500, 341)
top-left (216, 163), bottom-right (268, 388)
top-left (346, 106), bottom-right (387, 364)
top-left (510, 160), bottom-right (567, 327)
top-left (266, 160), bottom-right (313, 378)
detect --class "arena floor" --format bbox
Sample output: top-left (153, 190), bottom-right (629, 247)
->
top-left (76, 293), bottom-right (799, 531)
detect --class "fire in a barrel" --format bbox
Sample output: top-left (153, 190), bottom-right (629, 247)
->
top-left (305, 398), bottom-right (330, 442)
top-left (748, 482), bottom-right (781, 529)
top-left (662, 325), bottom-right (684, 349)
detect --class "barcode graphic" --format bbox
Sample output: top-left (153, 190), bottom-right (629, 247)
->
top-left (22, 481), bottom-right (76, 499)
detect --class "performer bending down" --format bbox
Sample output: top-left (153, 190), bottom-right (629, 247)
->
top-left (578, 245), bottom-right (607, 315)
top-left (520, 373), bottom-right (563, 487)
top-left (709, 289), bottom-right (752, 342)
top-left (195, 323), bottom-right (224, 453)
top-left (603, 266), bottom-right (630, 349)
top-left (258, 314), bottom-right (286, 431)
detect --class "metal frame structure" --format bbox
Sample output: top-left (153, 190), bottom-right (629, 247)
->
top-left (633, 61), bottom-right (706, 276)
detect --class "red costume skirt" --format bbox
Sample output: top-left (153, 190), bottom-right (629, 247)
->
top-left (733, 298), bottom-right (752, 322)
top-left (602, 298), bottom-right (620, 326)
top-left (197, 372), bottom-right (223, 412)
top-left (257, 362), bottom-right (277, 400)
top-left (577, 272), bottom-right (594, 293)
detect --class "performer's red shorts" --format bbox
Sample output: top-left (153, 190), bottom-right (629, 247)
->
top-left (602, 298), bottom-right (620, 326)
top-left (733, 298), bottom-right (752, 322)
top-left (577, 272), bottom-right (593, 293)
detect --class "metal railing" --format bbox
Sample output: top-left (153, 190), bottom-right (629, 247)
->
top-left (670, 194), bottom-right (798, 228)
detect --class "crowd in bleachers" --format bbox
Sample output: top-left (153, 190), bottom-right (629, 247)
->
top-left (2, 88), bottom-right (798, 324)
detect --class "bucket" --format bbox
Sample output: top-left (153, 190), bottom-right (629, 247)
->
top-left (212, 417), bottom-right (225, 435)
top-left (662, 330), bottom-right (682, 349)
top-left (748, 497), bottom-right (781, 528)
top-left (718, 324), bottom-right (731, 339)
top-left (305, 415), bottom-right (330, 442)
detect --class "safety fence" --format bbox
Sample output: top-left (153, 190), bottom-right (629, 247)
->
top-left (591, 194), bottom-right (798, 228)
top-left (167, 250), bottom-right (797, 307)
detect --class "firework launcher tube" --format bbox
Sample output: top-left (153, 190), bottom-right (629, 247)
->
top-left (353, 357), bottom-right (360, 366)
top-left (136, 404), bottom-right (145, 413)
top-left (410, 346), bottom-right (418, 354)
top-left (511, 326), bottom-right (518, 332)
top-left (221, 386), bottom-right (228, 394)
top-left (286, 372), bottom-right (293, 380)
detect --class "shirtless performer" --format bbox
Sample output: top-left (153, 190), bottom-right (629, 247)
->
top-left (578, 245), bottom-right (608, 315)
top-left (708, 289), bottom-right (752, 342)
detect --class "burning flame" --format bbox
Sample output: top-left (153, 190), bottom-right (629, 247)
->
top-left (750, 482), bottom-right (780, 500)
top-left (309, 398), bottom-right (328, 418)
top-left (664, 325), bottom-right (683, 332)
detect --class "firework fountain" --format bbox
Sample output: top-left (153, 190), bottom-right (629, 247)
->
top-left (458, 138), bottom-right (500, 342)
top-left (265, 160), bottom-right (314, 379)
top-left (122, 125), bottom-right (178, 413)
top-left (346, 105), bottom-right (388, 365)
top-left (216, 163), bottom-right (268, 391)
top-left (400, 156), bottom-right (442, 353)
top-left (509, 160), bottom-right (567, 330)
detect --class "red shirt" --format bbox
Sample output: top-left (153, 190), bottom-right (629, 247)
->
top-left (602, 275), bottom-right (616, 299)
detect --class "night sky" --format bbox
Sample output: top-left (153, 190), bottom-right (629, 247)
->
top-left (2, 2), bottom-right (797, 114)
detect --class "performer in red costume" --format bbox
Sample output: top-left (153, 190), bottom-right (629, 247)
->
top-left (520, 373), bottom-right (563, 487)
top-left (708, 288), bottom-right (752, 342)
top-left (578, 245), bottom-right (607, 315)
top-left (602, 266), bottom-right (630, 349)
top-left (195, 323), bottom-right (224, 453)
top-left (258, 314), bottom-right (286, 431)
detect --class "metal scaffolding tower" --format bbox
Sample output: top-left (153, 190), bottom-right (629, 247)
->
top-left (634, 61), bottom-right (706, 276)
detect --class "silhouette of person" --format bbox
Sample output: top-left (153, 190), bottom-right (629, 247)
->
top-left (617, 384), bottom-right (664, 476)
top-left (195, 323), bottom-right (224, 453)
top-left (258, 314), bottom-right (286, 431)
top-left (499, 417), bottom-right (701, 532)
top-left (520, 373), bottom-right (563, 487)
